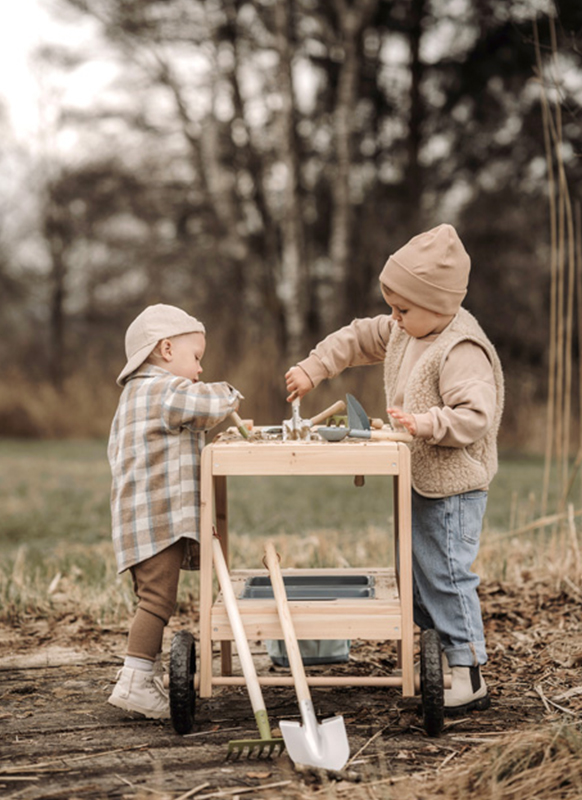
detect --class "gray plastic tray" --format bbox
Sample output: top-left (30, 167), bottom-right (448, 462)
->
top-left (240, 574), bottom-right (375, 600)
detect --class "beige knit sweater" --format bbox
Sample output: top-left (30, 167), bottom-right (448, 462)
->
top-left (297, 309), bottom-right (504, 497)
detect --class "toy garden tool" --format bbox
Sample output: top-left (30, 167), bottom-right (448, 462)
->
top-left (317, 394), bottom-right (412, 442)
top-left (212, 537), bottom-right (284, 758)
top-left (283, 398), bottom-right (346, 440)
top-left (263, 541), bottom-right (350, 771)
top-left (230, 411), bottom-right (250, 439)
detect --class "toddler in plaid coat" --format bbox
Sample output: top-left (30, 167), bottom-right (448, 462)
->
top-left (107, 304), bottom-right (241, 719)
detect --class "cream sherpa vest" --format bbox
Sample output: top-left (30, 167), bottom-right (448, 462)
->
top-left (384, 308), bottom-right (504, 498)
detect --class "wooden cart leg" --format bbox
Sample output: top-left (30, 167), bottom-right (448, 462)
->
top-left (199, 447), bottom-right (214, 698)
top-left (397, 444), bottom-right (415, 696)
top-left (393, 476), bottom-right (402, 673)
top-left (215, 475), bottom-right (232, 677)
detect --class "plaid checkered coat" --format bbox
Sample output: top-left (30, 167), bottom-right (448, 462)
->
top-left (108, 365), bottom-right (240, 573)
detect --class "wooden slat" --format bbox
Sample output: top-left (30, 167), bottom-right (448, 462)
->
top-left (211, 566), bottom-right (402, 640)
top-left (210, 607), bottom-right (404, 641)
top-left (210, 441), bottom-right (402, 476)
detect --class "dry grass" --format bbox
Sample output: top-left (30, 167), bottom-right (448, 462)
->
top-left (0, 371), bottom-right (120, 438)
top-left (392, 723), bottom-right (582, 800)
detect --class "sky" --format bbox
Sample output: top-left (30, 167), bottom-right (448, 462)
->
top-left (0, 0), bottom-right (51, 139)
top-left (0, 0), bottom-right (106, 143)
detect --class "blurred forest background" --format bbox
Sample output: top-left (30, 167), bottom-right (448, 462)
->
top-left (1, 0), bottom-right (581, 451)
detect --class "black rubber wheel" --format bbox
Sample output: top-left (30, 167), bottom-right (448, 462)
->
top-left (420, 629), bottom-right (444, 737)
top-left (169, 630), bottom-right (196, 735)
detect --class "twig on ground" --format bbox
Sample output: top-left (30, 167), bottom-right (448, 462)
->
top-left (175, 782), bottom-right (211, 800)
top-left (194, 781), bottom-right (292, 799)
top-left (535, 683), bottom-right (553, 713)
top-left (438, 749), bottom-right (461, 770)
top-left (0, 745), bottom-right (149, 776)
top-left (113, 773), bottom-right (169, 797)
top-left (346, 724), bottom-right (391, 767)
top-left (562, 575), bottom-right (582, 598)
top-left (183, 727), bottom-right (243, 738)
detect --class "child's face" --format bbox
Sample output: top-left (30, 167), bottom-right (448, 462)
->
top-left (382, 287), bottom-right (452, 339)
top-left (161, 332), bottom-right (206, 382)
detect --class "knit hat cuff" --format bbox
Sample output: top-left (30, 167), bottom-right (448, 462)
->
top-left (380, 255), bottom-right (467, 315)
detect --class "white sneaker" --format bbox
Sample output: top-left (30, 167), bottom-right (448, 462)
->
top-left (444, 665), bottom-right (490, 715)
top-left (153, 653), bottom-right (165, 678)
top-left (108, 666), bottom-right (170, 719)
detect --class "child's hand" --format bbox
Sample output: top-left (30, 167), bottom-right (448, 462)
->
top-left (387, 407), bottom-right (417, 436)
top-left (285, 366), bottom-right (312, 402)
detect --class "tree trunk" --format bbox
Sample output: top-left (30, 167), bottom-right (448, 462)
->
top-left (406, 0), bottom-right (426, 229)
top-left (329, 0), bottom-right (378, 326)
top-left (273, 0), bottom-right (306, 362)
top-left (46, 216), bottom-right (67, 389)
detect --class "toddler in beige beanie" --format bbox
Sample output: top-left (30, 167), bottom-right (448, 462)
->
top-left (285, 223), bottom-right (504, 720)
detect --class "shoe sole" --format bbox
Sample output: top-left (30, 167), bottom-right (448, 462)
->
top-left (444, 693), bottom-right (491, 717)
top-left (107, 694), bottom-right (170, 720)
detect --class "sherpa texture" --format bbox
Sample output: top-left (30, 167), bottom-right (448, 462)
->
top-left (383, 308), bottom-right (504, 498)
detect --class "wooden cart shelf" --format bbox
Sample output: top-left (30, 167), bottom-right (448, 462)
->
top-left (198, 438), bottom-right (414, 697)
top-left (211, 567), bottom-right (402, 641)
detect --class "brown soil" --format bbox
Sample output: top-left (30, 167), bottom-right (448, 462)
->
top-left (1, 576), bottom-right (581, 800)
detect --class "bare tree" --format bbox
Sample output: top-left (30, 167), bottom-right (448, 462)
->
top-left (272, 1), bottom-right (307, 360)
top-left (327, 0), bottom-right (379, 325)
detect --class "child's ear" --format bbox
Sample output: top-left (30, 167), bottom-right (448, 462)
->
top-left (159, 338), bottom-right (173, 362)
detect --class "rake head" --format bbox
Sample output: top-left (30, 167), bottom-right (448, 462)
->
top-left (227, 736), bottom-right (286, 759)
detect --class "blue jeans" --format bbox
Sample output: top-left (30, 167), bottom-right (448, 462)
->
top-left (411, 489), bottom-right (487, 667)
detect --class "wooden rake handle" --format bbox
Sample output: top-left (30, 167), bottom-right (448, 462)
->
top-left (212, 537), bottom-right (264, 715)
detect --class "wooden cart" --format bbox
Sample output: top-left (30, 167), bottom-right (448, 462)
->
top-left (169, 438), bottom-right (445, 738)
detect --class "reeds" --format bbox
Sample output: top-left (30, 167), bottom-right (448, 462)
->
top-left (534, 20), bottom-right (582, 522)
top-left (0, 369), bottom-right (120, 439)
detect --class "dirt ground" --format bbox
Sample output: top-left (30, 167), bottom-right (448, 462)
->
top-left (2, 576), bottom-right (581, 800)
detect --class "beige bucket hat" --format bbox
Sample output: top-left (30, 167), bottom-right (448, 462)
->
top-left (117, 304), bottom-right (206, 386)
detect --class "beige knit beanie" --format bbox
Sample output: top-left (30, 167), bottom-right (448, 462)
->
top-left (379, 224), bottom-right (470, 314)
top-left (117, 304), bottom-right (206, 386)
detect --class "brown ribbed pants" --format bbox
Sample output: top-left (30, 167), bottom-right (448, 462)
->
top-left (127, 539), bottom-right (186, 661)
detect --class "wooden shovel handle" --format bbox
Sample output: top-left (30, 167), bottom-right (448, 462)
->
top-left (264, 542), bottom-right (312, 705)
top-left (309, 400), bottom-right (346, 427)
top-left (370, 428), bottom-right (413, 442)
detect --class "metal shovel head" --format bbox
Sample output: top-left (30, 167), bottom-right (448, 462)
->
top-left (346, 393), bottom-right (371, 431)
top-left (280, 713), bottom-right (350, 771)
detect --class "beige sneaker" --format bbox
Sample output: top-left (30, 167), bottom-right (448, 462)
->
top-left (444, 665), bottom-right (490, 715)
top-left (108, 667), bottom-right (170, 719)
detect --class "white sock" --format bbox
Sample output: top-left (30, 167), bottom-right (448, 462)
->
top-left (125, 656), bottom-right (154, 672)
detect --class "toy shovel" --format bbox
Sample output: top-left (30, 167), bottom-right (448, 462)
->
top-left (318, 393), bottom-right (412, 442)
top-left (283, 399), bottom-right (346, 440)
top-left (263, 541), bottom-right (350, 771)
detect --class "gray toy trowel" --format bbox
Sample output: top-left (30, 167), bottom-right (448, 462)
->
top-left (317, 394), bottom-right (412, 441)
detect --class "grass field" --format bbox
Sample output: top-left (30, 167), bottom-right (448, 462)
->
top-left (0, 439), bottom-right (568, 623)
